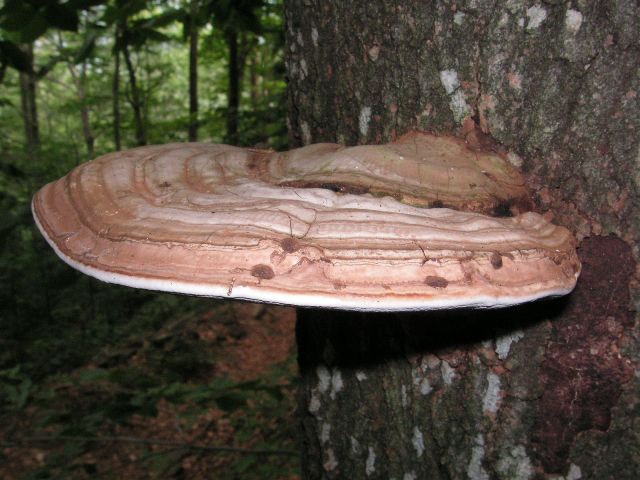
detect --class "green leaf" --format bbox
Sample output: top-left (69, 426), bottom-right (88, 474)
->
top-left (73, 30), bottom-right (100, 64)
top-left (102, 0), bottom-right (147, 24)
top-left (0, 2), bottom-right (36, 32)
top-left (44, 3), bottom-right (79, 32)
top-left (235, 455), bottom-right (257, 473)
top-left (261, 385), bottom-right (284, 401)
top-left (68, 0), bottom-right (109, 10)
top-left (215, 392), bottom-right (247, 412)
top-left (135, 9), bottom-right (184, 30)
top-left (77, 368), bottom-right (109, 383)
top-left (15, 378), bottom-right (33, 409)
top-left (19, 14), bottom-right (49, 42)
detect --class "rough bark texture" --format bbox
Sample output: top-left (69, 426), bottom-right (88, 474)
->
top-left (286, 1), bottom-right (640, 479)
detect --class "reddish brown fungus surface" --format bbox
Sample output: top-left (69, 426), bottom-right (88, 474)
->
top-left (32, 134), bottom-right (580, 311)
top-left (531, 236), bottom-right (635, 472)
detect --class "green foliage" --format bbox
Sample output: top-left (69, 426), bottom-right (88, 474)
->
top-left (0, 0), bottom-right (293, 477)
top-left (0, 366), bottom-right (34, 411)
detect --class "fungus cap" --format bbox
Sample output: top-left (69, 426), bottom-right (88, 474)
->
top-left (32, 135), bottom-right (581, 311)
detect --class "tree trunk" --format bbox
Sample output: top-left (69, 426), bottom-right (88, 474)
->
top-left (249, 53), bottom-right (259, 108)
top-left (19, 43), bottom-right (39, 152)
top-left (113, 26), bottom-right (122, 151)
top-left (286, 1), bottom-right (640, 479)
top-left (122, 35), bottom-right (146, 146)
top-left (225, 28), bottom-right (239, 145)
top-left (67, 61), bottom-right (95, 158)
top-left (188, 0), bottom-right (199, 142)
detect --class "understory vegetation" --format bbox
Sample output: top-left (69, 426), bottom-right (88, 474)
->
top-left (0, 1), bottom-right (298, 477)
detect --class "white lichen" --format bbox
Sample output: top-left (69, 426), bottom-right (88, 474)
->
top-left (567, 463), bottom-right (582, 480)
top-left (324, 448), bottom-right (338, 472)
top-left (496, 445), bottom-right (534, 480)
top-left (330, 369), bottom-right (343, 399)
top-left (365, 446), bottom-right (376, 476)
top-left (506, 151), bottom-right (524, 168)
top-left (495, 329), bottom-right (524, 360)
top-left (565, 9), bottom-right (583, 34)
top-left (316, 365), bottom-right (344, 399)
top-left (427, 70), bottom-right (469, 122)
top-left (308, 389), bottom-right (321, 414)
top-left (441, 360), bottom-right (456, 385)
top-left (367, 44), bottom-right (380, 62)
top-left (451, 91), bottom-right (472, 123)
top-left (299, 59), bottom-right (308, 79)
top-left (454, 11), bottom-right (466, 25)
top-left (320, 422), bottom-right (331, 444)
top-left (401, 385), bottom-right (408, 407)
top-left (355, 370), bottom-right (368, 381)
top-left (350, 436), bottom-right (361, 454)
top-left (311, 27), bottom-right (319, 47)
top-left (412, 427), bottom-right (425, 457)
top-left (412, 368), bottom-right (433, 395)
top-left (317, 365), bottom-right (331, 393)
top-left (300, 121), bottom-right (312, 145)
top-left (420, 378), bottom-right (433, 395)
top-left (403, 473), bottom-right (417, 480)
top-left (482, 372), bottom-right (502, 414)
top-left (467, 434), bottom-right (490, 480)
top-left (288, 59), bottom-right (297, 77)
top-left (526, 5), bottom-right (547, 30)
top-left (359, 106), bottom-right (372, 137)
top-left (439, 69), bottom-right (460, 94)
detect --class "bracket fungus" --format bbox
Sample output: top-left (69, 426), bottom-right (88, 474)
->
top-left (32, 133), bottom-right (580, 311)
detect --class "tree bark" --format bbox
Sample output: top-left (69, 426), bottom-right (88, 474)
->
top-left (286, 1), bottom-right (640, 479)
top-left (18, 43), bottom-right (39, 152)
top-left (188, 0), bottom-right (199, 142)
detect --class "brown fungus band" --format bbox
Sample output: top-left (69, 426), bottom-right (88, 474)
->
top-left (32, 133), bottom-right (580, 311)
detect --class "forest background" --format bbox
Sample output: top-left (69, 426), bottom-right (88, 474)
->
top-left (0, 1), bottom-right (300, 478)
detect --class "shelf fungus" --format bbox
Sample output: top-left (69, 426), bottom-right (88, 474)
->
top-left (32, 133), bottom-right (580, 311)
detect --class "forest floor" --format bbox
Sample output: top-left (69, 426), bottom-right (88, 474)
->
top-left (0, 301), bottom-right (300, 479)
